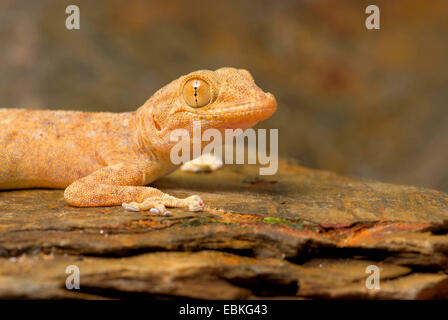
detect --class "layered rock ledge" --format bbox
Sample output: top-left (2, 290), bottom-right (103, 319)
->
top-left (1, 159), bottom-right (447, 299)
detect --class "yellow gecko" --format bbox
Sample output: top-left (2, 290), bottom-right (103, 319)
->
top-left (0, 68), bottom-right (277, 215)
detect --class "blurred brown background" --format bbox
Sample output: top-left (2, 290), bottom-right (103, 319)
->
top-left (0, 0), bottom-right (447, 191)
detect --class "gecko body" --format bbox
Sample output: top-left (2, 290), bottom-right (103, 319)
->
top-left (0, 68), bottom-right (277, 215)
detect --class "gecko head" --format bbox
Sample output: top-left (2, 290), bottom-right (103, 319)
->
top-left (136, 67), bottom-right (277, 152)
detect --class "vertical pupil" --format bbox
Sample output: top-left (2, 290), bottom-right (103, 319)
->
top-left (193, 80), bottom-right (200, 105)
top-left (193, 80), bottom-right (200, 89)
top-left (193, 81), bottom-right (199, 95)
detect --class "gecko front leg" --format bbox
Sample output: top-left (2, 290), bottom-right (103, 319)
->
top-left (64, 162), bottom-right (204, 216)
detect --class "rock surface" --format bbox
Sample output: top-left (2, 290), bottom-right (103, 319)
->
top-left (0, 159), bottom-right (448, 299)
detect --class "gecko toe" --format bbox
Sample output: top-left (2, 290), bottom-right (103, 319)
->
top-left (122, 202), bottom-right (140, 212)
top-left (185, 195), bottom-right (205, 212)
top-left (150, 205), bottom-right (171, 216)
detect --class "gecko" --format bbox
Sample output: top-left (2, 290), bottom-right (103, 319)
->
top-left (0, 67), bottom-right (277, 216)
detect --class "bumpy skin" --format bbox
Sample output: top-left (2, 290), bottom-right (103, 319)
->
top-left (0, 68), bottom-right (277, 215)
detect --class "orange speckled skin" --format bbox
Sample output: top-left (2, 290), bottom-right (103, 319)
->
top-left (0, 68), bottom-right (277, 214)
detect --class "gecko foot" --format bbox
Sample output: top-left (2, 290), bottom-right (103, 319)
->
top-left (122, 200), bottom-right (172, 216)
top-left (122, 195), bottom-right (204, 214)
top-left (180, 153), bottom-right (223, 173)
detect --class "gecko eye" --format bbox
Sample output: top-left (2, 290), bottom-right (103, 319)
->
top-left (182, 78), bottom-right (212, 108)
